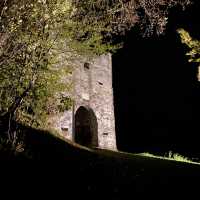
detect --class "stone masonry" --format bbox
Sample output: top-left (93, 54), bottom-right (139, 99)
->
top-left (51, 53), bottom-right (117, 151)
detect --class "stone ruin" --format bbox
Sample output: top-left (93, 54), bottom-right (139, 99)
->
top-left (49, 53), bottom-right (117, 151)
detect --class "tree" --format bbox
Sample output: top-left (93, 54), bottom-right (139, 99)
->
top-left (0, 0), bottom-right (192, 144)
top-left (0, 0), bottom-right (75, 143)
top-left (178, 28), bottom-right (200, 81)
top-left (71, 0), bottom-right (191, 39)
top-left (178, 29), bottom-right (200, 63)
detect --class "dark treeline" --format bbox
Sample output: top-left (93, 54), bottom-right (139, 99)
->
top-left (113, 0), bottom-right (200, 158)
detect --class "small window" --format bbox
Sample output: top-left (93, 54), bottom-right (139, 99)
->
top-left (103, 132), bottom-right (108, 136)
top-left (61, 127), bottom-right (69, 135)
top-left (84, 62), bottom-right (90, 70)
top-left (61, 127), bottom-right (68, 131)
top-left (98, 81), bottom-right (103, 86)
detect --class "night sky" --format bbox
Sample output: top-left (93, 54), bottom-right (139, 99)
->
top-left (112, 1), bottom-right (200, 157)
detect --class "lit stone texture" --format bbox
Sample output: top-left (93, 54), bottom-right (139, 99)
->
top-left (51, 53), bottom-right (117, 151)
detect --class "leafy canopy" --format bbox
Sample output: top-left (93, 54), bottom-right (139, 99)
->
top-left (71, 0), bottom-right (191, 38)
top-left (0, 0), bottom-right (75, 128)
top-left (178, 28), bottom-right (200, 63)
top-left (0, 0), bottom-right (192, 133)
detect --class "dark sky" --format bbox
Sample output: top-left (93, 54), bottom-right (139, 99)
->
top-left (112, 1), bottom-right (200, 157)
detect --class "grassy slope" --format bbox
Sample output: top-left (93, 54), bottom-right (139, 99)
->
top-left (1, 127), bottom-right (200, 198)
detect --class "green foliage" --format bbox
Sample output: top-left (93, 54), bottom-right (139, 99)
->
top-left (140, 151), bottom-right (199, 165)
top-left (178, 28), bottom-right (200, 63)
top-left (0, 0), bottom-right (121, 132)
top-left (0, 0), bottom-right (74, 129)
top-left (58, 96), bottom-right (73, 113)
top-left (71, 0), bottom-right (191, 38)
top-left (0, 0), bottom-right (192, 137)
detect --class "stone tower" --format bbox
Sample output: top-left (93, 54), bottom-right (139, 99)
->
top-left (53, 53), bottom-right (117, 151)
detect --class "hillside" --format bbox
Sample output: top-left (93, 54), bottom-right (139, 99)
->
top-left (0, 125), bottom-right (200, 198)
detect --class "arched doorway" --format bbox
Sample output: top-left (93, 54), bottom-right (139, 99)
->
top-left (75, 106), bottom-right (98, 147)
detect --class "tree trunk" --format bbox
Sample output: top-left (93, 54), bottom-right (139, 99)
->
top-left (2, 80), bottom-right (35, 143)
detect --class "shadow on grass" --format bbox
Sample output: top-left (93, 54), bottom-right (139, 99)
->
top-left (1, 118), bottom-right (200, 198)
top-left (0, 118), bottom-right (93, 161)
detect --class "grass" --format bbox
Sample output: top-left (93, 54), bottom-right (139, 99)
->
top-left (50, 133), bottom-right (198, 165)
top-left (138, 151), bottom-right (200, 165)
top-left (40, 127), bottom-right (200, 165)
top-left (1, 123), bottom-right (200, 198)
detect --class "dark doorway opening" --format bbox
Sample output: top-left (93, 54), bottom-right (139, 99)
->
top-left (75, 106), bottom-right (98, 148)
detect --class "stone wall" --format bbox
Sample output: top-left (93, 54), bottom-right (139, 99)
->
top-left (50, 53), bottom-right (117, 151)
